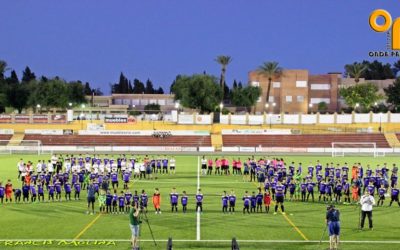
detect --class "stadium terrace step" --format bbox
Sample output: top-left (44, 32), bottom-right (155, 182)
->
top-left (222, 134), bottom-right (391, 148)
top-left (211, 134), bottom-right (223, 149)
top-left (6, 133), bottom-right (23, 146)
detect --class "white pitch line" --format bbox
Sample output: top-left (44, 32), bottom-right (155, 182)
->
top-left (1, 239), bottom-right (400, 243)
top-left (196, 155), bottom-right (200, 241)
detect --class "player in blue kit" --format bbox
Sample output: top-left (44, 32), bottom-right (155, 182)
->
top-left (222, 191), bottom-right (228, 213)
top-left (105, 190), bottom-right (113, 213)
top-left (242, 191), bottom-right (250, 214)
top-left (326, 204), bottom-right (340, 250)
top-left (118, 191), bottom-right (125, 214)
top-left (170, 187), bottom-right (179, 212)
top-left (274, 181), bottom-right (285, 215)
top-left (14, 188), bottom-right (21, 203)
top-left (195, 189), bottom-right (203, 213)
top-left (306, 180), bottom-right (315, 202)
top-left (74, 182), bottom-right (81, 200)
top-left (256, 189), bottom-right (263, 212)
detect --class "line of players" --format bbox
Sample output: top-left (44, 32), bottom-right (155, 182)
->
top-left (0, 154), bottom-right (177, 204)
top-left (201, 156), bottom-right (400, 207)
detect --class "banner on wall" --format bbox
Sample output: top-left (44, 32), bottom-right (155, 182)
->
top-left (51, 114), bottom-right (66, 123)
top-left (78, 130), bottom-right (209, 136)
top-left (15, 115), bottom-right (30, 123)
top-left (32, 115), bottom-right (48, 123)
top-left (222, 129), bottom-right (292, 135)
top-left (0, 115), bottom-right (12, 123)
top-left (104, 114), bottom-right (128, 123)
top-left (25, 129), bottom-right (64, 135)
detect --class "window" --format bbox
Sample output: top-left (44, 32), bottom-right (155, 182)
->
top-left (141, 99), bottom-right (149, 105)
top-left (311, 84), bottom-right (331, 90)
top-left (286, 96), bottom-right (292, 102)
top-left (297, 96), bottom-right (304, 102)
top-left (158, 99), bottom-right (166, 105)
top-left (310, 98), bottom-right (330, 104)
top-left (131, 99), bottom-right (140, 105)
top-left (251, 81), bottom-right (260, 87)
top-left (272, 82), bottom-right (281, 88)
top-left (296, 81), bottom-right (307, 88)
top-left (257, 97), bottom-right (261, 103)
top-left (123, 99), bottom-right (130, 105)
top-left (268, 96), bottom-right (274, 103)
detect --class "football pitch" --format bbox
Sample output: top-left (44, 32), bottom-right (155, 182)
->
top-left (1, 154), bottom-right (400, 250)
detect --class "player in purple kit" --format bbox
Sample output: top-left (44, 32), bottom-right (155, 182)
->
top-left (140, 190), bottom-right (148, 213)
top-left (229, 190), bottom-right (236, 213)
top-left (55, 180), bottom-right (62, 201)
top-left (274, 181), bottom-right (285, 215)
top-left (125, 189), bottom-right (133, 213)
top-left (306, 180), bottom-right (315, 202)
top-left (389, 185), bottom-right (400, 206)
top-left (250, 192), bottom-right (257, 213)
top-left (195, 189), bottom-right (203, 213)
top-left (48, 183), bottom-right (55, 201)
top-left (181, 191), bottom-right (188, 213)
top-left (0, 182), bottom-right (4, 204)
top-left (37, 183), bottom-right (44, 202)
top-left (118, 191), bottom-right (125, 214)
top-left (30, 184), bottom-right (37, 202)
top-left (222, 191), bottom-right (228, 213)
top-left (22, 184), bottom-right (30, 203)
top-left (242, 191), bottom-right (250, 214)
top-left (377, 184), bottom-right (386, 206)
top-left (105, 190), bottom-right (112, 213)
top-left (111, 171), bottom-right (118, 189)
top-left (64, 182), bottom-right (72, 201)
top-left (123, 171), bottom-right (130, 189)
top-left (300, 180), bottom-right (307, 202)
top-left (74, 182), bottom-right (81, 200)
top-left (112, 190), bottom-right (118, 214)
top-left (170, 187), bottom-right (179, 212)
top-left (14, 188), bottom-right (21, 203)
top-left (162, 157), bottom-right (168, 174)
top-left (335, 181), bottom-right (342, 203)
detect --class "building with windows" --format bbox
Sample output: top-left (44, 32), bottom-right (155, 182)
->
top-left (88, 94), bottom-right (176, 113)
top-left (249, 69), bottom-right (340, 114)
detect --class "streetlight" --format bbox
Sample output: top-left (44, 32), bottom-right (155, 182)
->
top-left (265, 103), bottom-right (269, 109)
top-left (219, 103), bottom-right (224, 111)
top-left (355, 103), bottom-right (360, 113)
top-left (379, 112), bottom-right (383, 133)
top-left (68, 103), bottom-right (73, 108)
top-left (268, 113), bottom-right (272, 129)
top-left (36, 104), bottom-right (41, 114)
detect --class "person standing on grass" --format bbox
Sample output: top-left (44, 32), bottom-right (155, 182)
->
top-left (263, 190), bottom-right (271, 213)
top-left (87, 180), bottom-right (96, 215)
top-left (360, 190), bottom-right (375, 230)
top-left (326, 204), bottom-right (340, 250)
top-left (152, 188), bottom-right (161, 214)
top-left (389, 185), bottom-right (400, 206)
top-left (222, 191), bottom-right (228, 213)
top-left (228, 190), bottom-right (236, 213)
top-left (5, 180), bottom-right (12, 203)
top-left (129, 202), bottom-right (140, 250)
top-left (201, 156), bottom-right (207, 176)
top-left (274, 181), bottom-right (285, 215)
top-left (195, 189), bottom-right (204, 213)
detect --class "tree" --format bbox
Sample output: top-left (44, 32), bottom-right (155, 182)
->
top-left (156, 87), bottom-right (164, 94)
top-left (318, 102), bottom-right (328, 113)
top-left (392, 60), bottom-right (400, 77)
top-left (144, 103), bottom-right (161, 114)
top-left (172, 74), bottom-right (222, 113)
top-left (68, 81), bottom-right (87, 105)
top-left (145, 79), bottom-right (155, 94)
top-left (231, 86), bottom-right (261, 112)
top-left (238, 81), bottom-right (243, 89)
top-left (346, 60), bottom-right (394, 80)
top-left (84, 82), bottom-right (92, 95)
top-left (344, 63), bottom-right (367, 83)
top-left (21, 66), bottom-right (36, 83)
top-left (339, 82), bottom-right (384, 111)
top-left (132, 79), bottom-right (145, 94)
top-left (0, 60), bottom-right (10, 80)
top-left (384, 78), bottom-right (400, 112)
top-left (215, 55), bottom-right (232, 100)
top-left (7, 83), bottom-right (29, 113)
top-left (6, 70), bottom-right (19, 85)
top-left (257, 61), bottom-right (282, 103)
top-left (232, 80), bottom-right (238, 89)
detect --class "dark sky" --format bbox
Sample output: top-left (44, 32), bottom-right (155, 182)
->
top-left (1, 0), bottom-right (399, 94)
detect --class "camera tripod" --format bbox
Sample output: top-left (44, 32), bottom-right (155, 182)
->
top-left (138, 210), bottom-right (157, 249)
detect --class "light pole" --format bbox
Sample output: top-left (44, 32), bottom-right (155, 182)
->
top-left (36, 104), bottom-right (41, 114)
top-left (354, 103), bottom-right (360, 113)
top-left (309, 103), bottom-right (313, 114)
top-left (268, 113), bottom-right (272, 129)
top-left (81, 104), bottom-right (86, 120)
top-left (219, 103), bottom-right (224, 113)
top-left (379, 112), bottom-right (382, 133)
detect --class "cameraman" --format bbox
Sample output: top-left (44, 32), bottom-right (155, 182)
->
top-left (326, 205), bottom-right (340, 250)
top-left (129, 202), bottom-right (140, 250)
top-left (360, 190), bottom-right (375, 230)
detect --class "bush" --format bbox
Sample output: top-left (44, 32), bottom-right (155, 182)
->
top-left (144, 103), bottom-right (161, 114)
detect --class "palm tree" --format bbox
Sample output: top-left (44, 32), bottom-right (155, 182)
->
top-left (0, 60), bottom-right (10, 80)
top-left (215, 55), bottom-right (232, 100)
top-left (257, 61), bottom-right (282, 103)
top-left (346, 63), bottom-right (367, 83)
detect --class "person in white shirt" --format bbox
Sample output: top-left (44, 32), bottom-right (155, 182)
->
top-left (201, 156), bottom-right (207, 176)
top-left (17, 159), bottom-right (24, 179)
top-left (47, 160), bottom-right (54, 174)
top-left (360, 190), bottom-right (375, 230)
top-left (169, 157), bottom-right (176, 175)
top-left (65, 160), bottom-right (72, 173)
top-left (36, 160), bottom-right (42, 173)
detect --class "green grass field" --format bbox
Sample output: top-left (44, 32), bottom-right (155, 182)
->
top-left (1, 154), bottom-right (400, 250)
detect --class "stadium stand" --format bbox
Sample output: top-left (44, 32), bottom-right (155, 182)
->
top-left (222, 134), bottom-right (391, 148)
top-left (0, 134), bottom-right (13, 145)
top-left (23, 134), bottom-right (212, 147)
